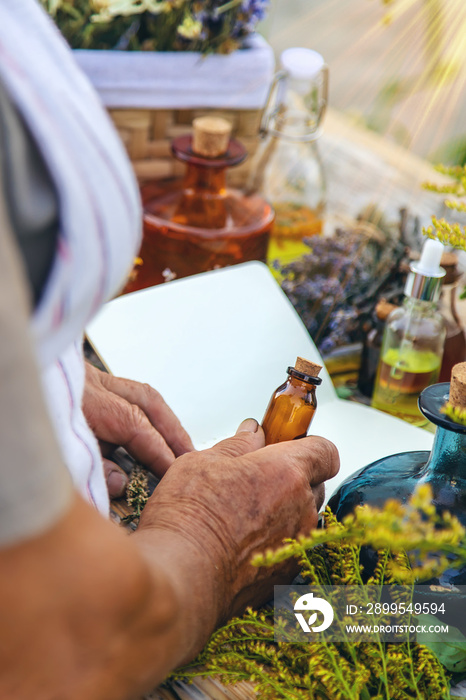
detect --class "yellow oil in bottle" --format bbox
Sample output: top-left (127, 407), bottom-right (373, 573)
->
top-left (262, 383), bottom-right (317, 445)
top-left (372, 347), bottom-right (441, 426)
top-left (267, 202), bottom-right (323, 268)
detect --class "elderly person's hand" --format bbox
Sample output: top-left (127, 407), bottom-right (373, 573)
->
top-left (135, 418), bottom-right (339, 631)
top-left (83, 363), bottom-right (194, 497)
top-left (1, 416), bottom-right (339, 699)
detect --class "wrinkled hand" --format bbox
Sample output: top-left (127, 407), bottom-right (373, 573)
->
top-left (138, 418), bottom-right (339, 624)
top-left (83, 363), bottom-right (194, 496)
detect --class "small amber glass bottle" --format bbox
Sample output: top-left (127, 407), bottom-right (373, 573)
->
top-left (261, 357), bottom-right (322, 445)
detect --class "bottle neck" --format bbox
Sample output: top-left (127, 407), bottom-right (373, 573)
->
top-left (271, 111), bottom-right (321, 141)
top-left (171, 134), bottom-right (245, 196)
top-left (423, 424), bottom-right (466, 480)
top-left (183, 162), bottom-right (227, 195)
top-left (288, 374), bottom-right (315, 391)
top-left (403, 296), bottom-right (437, 313)
top-left (288, 374), bottom-right (317, 394)
top-left (274, 77), bottom-right (322, 136)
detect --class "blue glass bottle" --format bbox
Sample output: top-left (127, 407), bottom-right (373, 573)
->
top-left (328, 382), bottom-right (466, 585)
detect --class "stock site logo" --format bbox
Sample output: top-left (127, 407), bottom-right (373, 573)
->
top-left (294, 592), bottom-right (334, 633)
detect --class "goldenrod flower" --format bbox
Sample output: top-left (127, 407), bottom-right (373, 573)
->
top-left (91, 0), bottom-right (178, 22)
top-left (172, 487), bottom-right (458, 698)
top-left (442, 401), bottom-right (466, 426)
top-left (177, 15), bottom-right (203, 40)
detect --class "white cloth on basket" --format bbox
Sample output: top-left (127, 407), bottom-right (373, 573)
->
top-left (0, 0), bottom-right (142, 515)
top-left (73, 34), bottom-right (275, 110)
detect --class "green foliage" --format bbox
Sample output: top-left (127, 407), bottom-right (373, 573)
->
top-left (417, 615), bottom-right (466, 673)
top-left (366, 0), bottom-right (466, 161)
top-left (171, 486), bottom-right (465, 699)
top-left (434, 137), bottom-right (466, 169)
top-left (40, 0), bottom-right (184, 51)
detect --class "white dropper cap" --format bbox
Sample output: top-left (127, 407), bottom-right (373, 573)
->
top-left (280, 48), bottom-right (324, 96)
top-left (404, 238), bottom-right (446, 301)
top-left (413, 239), bottom-right (444, 276)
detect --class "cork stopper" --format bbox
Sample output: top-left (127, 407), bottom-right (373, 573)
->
top-left (375, 299), bottom-right (398, 321)
top-left (192, 116), bottom-right (232, 157)
top-left (449, 362), bottom-right (466, 409)
top-left (295, 356), bottom-right (322, 377)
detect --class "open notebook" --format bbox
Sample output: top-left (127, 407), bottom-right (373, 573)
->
top-left (86, 261), bottom-right (433, 501)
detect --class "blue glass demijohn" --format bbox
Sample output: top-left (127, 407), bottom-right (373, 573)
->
top-left (327, 382), bottom-right (466, 585)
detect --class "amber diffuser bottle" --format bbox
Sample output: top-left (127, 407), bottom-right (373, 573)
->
top-left (124, 116), bottom-right (275, 293)
top-left (261, 357), bottom-right (322, 445)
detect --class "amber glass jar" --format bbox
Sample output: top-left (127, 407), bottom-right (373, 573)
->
top-left (124, 117), bottom-right (274, 293)
top-left (262, 361), bottom-right (322, 445)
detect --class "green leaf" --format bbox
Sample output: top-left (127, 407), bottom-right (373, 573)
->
top-left (417, 613), bottom-right (466, 672)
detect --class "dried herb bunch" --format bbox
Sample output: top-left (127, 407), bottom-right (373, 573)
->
top-left (278, 208), bottom-right (419, 356)
top-left (124, 465), bottom-right (149, 523)
top-left (172, 486), bottom-right (466, 699)
top-left (40, 0), bottom-right (269, 53)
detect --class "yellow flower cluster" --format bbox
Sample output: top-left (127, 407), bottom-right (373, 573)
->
top-left (423, 164), bottom-right (466, 252)
top-left (172, 487), bottom-right (461, 698)
top-left (177, 15), bottom-right (203, 39)
top-left (442, 401), bottom-right (466, 427)
top-left (254, 484), bottom-right (464, 584)
top-left (91, 0), bottom-right (178, 22)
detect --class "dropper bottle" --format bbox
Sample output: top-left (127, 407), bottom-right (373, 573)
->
top-left (371, 239), bottom-right (446, 426)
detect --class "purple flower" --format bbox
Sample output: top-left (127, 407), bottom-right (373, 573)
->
top-left (240, 0), bottom-right (269, 16)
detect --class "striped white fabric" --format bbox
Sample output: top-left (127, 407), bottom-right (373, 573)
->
top-left (0, 0), bottom-right (142, 514)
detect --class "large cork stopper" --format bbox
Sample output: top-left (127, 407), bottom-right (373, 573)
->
top-left (295, 356), bottom-right (322, 377)
top-left (449, 362), bottom-right (466, 409)
top-left (192, 116), bottom-right (232, 157)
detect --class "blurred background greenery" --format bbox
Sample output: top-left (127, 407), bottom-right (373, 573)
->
top-left (44, 1), bottom-right (466, 165)
top-left (262, 0), bottom-right (466, 166)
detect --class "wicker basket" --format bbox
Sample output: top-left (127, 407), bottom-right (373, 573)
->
top-left (73, 36), bottom-right (273, 188)
top-left (73, 35), bottom-right (274, 188)
top-left (109, 106), bottom-right (264, 187)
